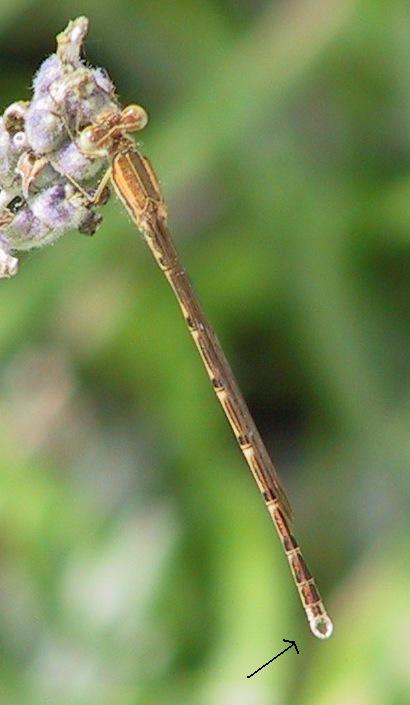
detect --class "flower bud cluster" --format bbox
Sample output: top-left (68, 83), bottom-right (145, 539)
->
top-left (0, 17), bottom-right (121, 278)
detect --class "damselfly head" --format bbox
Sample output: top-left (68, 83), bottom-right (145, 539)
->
top-left (79, 105), bottom-right (148, 158)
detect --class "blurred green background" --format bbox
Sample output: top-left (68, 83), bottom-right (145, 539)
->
top-left (0, 1), bottom-right (409, 704)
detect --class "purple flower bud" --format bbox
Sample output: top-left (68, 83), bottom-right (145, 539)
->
top-left (4, 205), bottom-right (50, 249)
top-left (30, 182), bottom-right (88, 233)
top-left (51, 140), bottom-right (104, 181)
top-left (32, 55), bottom-right (64, 97)
top-left (25, 97), bottom-right (66, 154)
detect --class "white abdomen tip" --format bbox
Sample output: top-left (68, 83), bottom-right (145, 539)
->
top-left (309, 613), bottom-right (333, 639)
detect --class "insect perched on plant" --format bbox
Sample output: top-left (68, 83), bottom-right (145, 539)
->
top-left (0, 17), bottom-right (333, 639)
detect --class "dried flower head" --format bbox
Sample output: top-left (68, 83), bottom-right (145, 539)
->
top-left (0, 16), bottom-right (121, 278)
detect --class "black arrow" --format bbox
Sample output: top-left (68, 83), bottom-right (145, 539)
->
top-left (247, 639), bottom-right (299, 678)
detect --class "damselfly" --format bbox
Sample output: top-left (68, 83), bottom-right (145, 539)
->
top-left (77, 104), bottom-right (333, 640)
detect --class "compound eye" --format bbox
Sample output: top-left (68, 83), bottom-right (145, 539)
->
top-left (121, 104), bottom-right (148, 132)
top-left (79, 126), bottom-right (108, 158)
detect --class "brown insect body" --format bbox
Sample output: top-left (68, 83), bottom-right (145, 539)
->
top-left (80, 106), bottom-right (333, 639)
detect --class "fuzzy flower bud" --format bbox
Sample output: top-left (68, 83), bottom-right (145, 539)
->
top-left (25, 97), bottom-right (66, 154)
top-left (0, 16), bottom-right (130, 278)
top-left (32, 54), bottom-right (65, 97)
top-left (50, 140), bottom-right (105, 181)
top-left (31, 182), bottom-right (86, 232)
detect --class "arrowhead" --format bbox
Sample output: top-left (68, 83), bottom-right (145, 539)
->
top-left (283, 638), bottom-right (299, 655)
